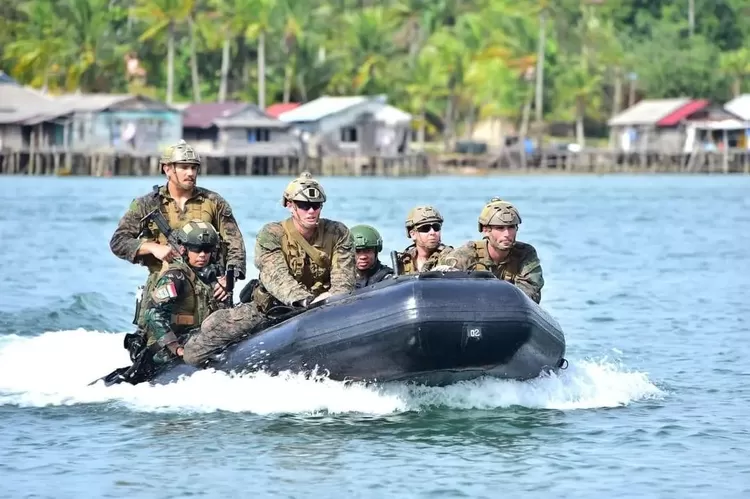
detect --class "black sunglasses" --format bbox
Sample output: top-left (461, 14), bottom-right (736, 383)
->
top-left (185, 244), bottom-right (214, 254)
top-left (416, 223), bottom-right (442, 233)
top-left (295, 201), bottom-right (323, 211)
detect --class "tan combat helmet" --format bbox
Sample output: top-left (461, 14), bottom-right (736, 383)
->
top-left (477, 197), bottom-right (522, 232)
top-left (160, 139), bottom-right (201, 166)
top-left (282, 171), bottom-right (327, 206)
top-left (405, 205), bottom-right (444, 237)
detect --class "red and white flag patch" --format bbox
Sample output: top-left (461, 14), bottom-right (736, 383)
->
top-left (152, 281), bottom-right (178, 302)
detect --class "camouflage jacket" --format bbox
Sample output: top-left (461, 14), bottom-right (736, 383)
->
top-left (356, 261), bottom-right (394, 289)
top-left (438, 239), bottom-right (544, 303)
top-left (396, 244), bottom-right (452, 275)
top-left (143, 261), bottom-right (219, 349)
top-left (254, 218), bottom-right (355, 306)
top-left (109, 184), bottom-right (247, 279)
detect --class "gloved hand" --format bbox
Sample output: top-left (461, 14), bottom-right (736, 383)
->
top-left (432, 265), bottom-right (458, 272)
top-left (311, 291), bottom-right (331, 304)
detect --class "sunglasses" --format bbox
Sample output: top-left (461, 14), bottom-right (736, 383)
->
top-left (295, 201), bottom-right (323, 211)
top-left (185, 244), bottom-right (214, 254)
top-left (416, 223), bottom-right (442, 233)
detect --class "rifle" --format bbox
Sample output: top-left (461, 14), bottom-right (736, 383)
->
top-left (390, 250), bottom-right (401, 276)
top-left (141, 208), bottom-right (185, 262)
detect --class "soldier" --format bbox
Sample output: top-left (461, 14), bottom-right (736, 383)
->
top-left (183, 171), bottom-right (355, 366)
top-left (351, 224), bottom-right (393, 288)
top-left (109, 139), bottom-right (246, 329)
top-left (437, 197), bottom-right (544, 303)
top-left (143, 221), bottom-right (222, 363)
top-left (394, 205), bottom-right (452, 274)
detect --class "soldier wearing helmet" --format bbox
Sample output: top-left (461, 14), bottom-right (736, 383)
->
top-left (350, 224), bottom-right (393, 288)
top-left (110, 139), bottom-right (246, 331)
top-left (194, 172), bottom-right (356, 364)
top-left (394, 205), bottom-right (453, 274)
top-left (141, 220), bottom-right (223, 363)
top-left (437, 197), bottom-right (544, 303)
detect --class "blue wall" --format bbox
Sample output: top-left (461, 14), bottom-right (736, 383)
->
top-left (73, 110), bottom-right (182, 153)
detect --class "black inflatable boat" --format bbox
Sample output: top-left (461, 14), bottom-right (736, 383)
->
top-left (106, 270), bottom-right (564, 387)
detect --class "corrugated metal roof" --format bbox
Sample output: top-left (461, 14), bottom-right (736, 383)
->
top-left (54, 93), bottom-right (133, 111)
top-left (376, 105), bottom-right (412, 124)
top-left (657, 99), bottom-right (709, 126)
top-left (724, 94), bottom-right (750, 121)
top-left (182, 102), bottom-right (249, 128)
top-left (608, 98), bottom-right (691, 126)
top-left (0, 90), bottom-right (178, 125)
top-left (214, 117), bottom-right (289, 129)
top-left (266, 102), bottom-right (300, 118)
top-left (278, 95), bottom-right (387, 122)
top-left (0, 85), bottom-right (59, 124)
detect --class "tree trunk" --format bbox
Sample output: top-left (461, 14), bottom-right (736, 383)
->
top-left (283, 54), bottom-right (295, 103)
top-left (167, 22), bottom-right (175, 105)
top-left (218, 36), bottom-right (231, 102)
top-left (576, 96), bottom-right (585, 147)
top-left (609, 67), bottom-right (623, 148)
top-left (258, 31), bottom-right (266, 109)
top-left (534, 10), bottom-right (546, 124)
top-left (188, 16), bottom-right (201, 103)
top-left (297, 72), bottom-right (307, 102)
top-left (418, 107), bottom-right (426, 151)
top-left (520, 87), bottom-right (533, 137)
top-left (733, 77), bottom-right (741, 98)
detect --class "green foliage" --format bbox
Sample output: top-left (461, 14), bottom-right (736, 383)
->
top-left (2, 0), bottom-right (749, 141)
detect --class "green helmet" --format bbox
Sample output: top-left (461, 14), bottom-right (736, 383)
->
top-left (177, 220), bottom-right (219, 248)
top-left (351, 224), bottom-right (383, 252)
top-left (405, 205), bottom-right (443, 237)
top-left (160, 139), bottom-right (201, 166)
top-left (282, 171), bottom-right (327, 206)
top-left (478, 197), bottom-right (522, 231)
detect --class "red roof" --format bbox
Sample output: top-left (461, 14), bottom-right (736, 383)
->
top-left (182, 102), bottom-right (247, 128)
top-left (657, 99), bottom-right (709, 126)
top-left (266, 102), bottom-right (300, 118)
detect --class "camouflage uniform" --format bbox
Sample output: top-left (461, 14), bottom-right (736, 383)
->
top-left (351, 224), bottom-right (393, 288)
top-left (396, 243), bottom-right (452, 274)
top-left (142, 221), bottom-right (222, 364)
top-left (438, 239), bottom-right (544, 303)
top-left (109, 140), bottom-right (246, 326)
top-left (438, 197), bottom-right (544, 303)
top-left (185, 172), bottom-right (356, 366)
top-left (395, 205), bottom-right (452, 274)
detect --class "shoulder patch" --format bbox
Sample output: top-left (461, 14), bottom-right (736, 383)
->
top-left (128, 199), bottom-right (138, 212)
top-left (152, 281), bottom-right (178, 302)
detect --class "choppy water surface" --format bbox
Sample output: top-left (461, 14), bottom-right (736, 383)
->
top-left (1, 174), bottom-right (748, 498)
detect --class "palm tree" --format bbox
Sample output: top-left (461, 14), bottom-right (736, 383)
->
top-left (243, 0), bottom-right (277, 109)
top-left (4, 1), bottom-right (69, 91)
top-left (132, 0), bottom-right (197, 103)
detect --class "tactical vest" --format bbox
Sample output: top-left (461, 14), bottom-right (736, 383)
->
top-left (397, 244), bottom-right (449, 275)
top-left (252, 219), bottom-right (338, 312)
top-left (144, 261), bottom-right (218, 345)
top-left (470, 239), bottom-right (520, 282)
top-left (356, 262), bottom-right (393, 288)
top-left (142, 185), bottom-right (218, 274)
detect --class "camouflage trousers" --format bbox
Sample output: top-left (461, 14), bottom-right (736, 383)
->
top-left (182, 302), bottom-right (266, 366)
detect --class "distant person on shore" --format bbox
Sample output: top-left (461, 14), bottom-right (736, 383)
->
top-left (109, 139), bottom-right (246, 332)
top-left (188, 172), bottom-right (356, 366)
top-left (351, 224), bottom-right (393, 287)
top-left (393, 205), bottom-right (452, 274)
top-left (436, 197), bottom-right (544, 303)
